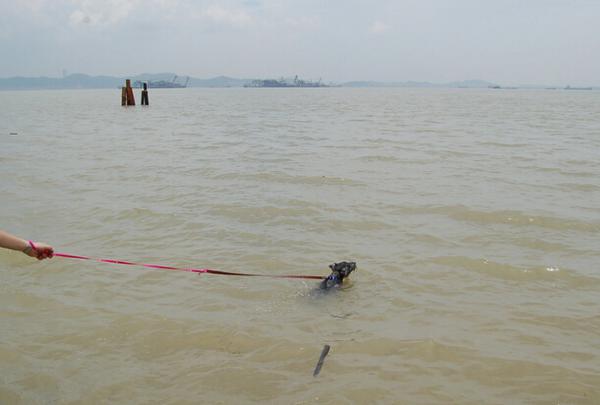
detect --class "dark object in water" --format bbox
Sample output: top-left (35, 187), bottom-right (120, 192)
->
top-left (319, 262), bottom-right (356, 290)
top-left (313, 344), bottom-right (331, 376)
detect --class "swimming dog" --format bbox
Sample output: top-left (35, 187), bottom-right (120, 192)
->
top-left (320, 261), bottom-right (356, 289)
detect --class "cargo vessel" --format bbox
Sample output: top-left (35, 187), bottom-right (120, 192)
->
top-left (135, 76), bottom-right (189, 89)
top-left (245, 75), bottom-right (328, 88)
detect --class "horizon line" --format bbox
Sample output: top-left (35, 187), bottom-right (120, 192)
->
top-left (0, 72), bottom-right (598, 89)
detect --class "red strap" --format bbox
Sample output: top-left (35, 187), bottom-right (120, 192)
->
top-left (53, 252), bottom-right (324, 280)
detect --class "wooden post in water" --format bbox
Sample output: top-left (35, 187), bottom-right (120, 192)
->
top-left (141, 82), bottom-right (149, 106)
top-left (121, 86), bottom-right (127, 106)
top-left (125, 79), bottom-right (135, 106)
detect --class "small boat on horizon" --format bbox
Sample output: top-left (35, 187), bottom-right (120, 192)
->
top-left (565, 85), bottom-right (593, 91)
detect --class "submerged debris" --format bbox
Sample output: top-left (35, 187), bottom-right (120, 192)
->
top-left (313, 344), bottom-right (331, 377)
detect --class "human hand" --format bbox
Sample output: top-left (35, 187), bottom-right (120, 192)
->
top-left (23, 241), bottom-right (54, 260)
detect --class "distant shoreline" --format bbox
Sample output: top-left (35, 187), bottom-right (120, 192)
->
top-left (0, 73), bottom-right (597, 91)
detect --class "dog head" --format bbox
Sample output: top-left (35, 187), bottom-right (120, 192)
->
top-left (329, 261), bottom-right (356, 279)
top-left (320, 261), bottom-right (357, 289)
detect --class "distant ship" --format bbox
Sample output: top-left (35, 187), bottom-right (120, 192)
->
top-left (245, 75), bottom-right (328, 88)
top-left (134, 75), bottom-right (189, 89)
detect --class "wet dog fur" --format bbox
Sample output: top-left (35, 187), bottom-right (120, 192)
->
top-left (319, 261), bottom-right (356, 290)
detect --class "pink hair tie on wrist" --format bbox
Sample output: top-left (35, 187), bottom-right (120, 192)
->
top-left (28, 240), bottom-right (38, 251)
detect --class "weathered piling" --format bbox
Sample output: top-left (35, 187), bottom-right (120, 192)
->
top-left (141, 82), bottom-right (149, 106)
top-left (121, 79), bottom-right (136, 106)
top-left (125, 79), bottom-right (135, 106)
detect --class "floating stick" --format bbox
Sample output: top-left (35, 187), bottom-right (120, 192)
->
top-left (313, 344), bottom-right (331, 377)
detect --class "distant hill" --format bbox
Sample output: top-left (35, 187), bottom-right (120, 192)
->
top-left (447, 79), bottom-right (499, 88)
top-left (0, 73), bottom-right (253, 90)
top-left (343, 81), bottom-right (435, 88)
top-left (342, 79), bottom-right (499, 88)
top-left (0, 74), bottom-right (122, 90)
top-left (189, 75), bottom-right (253, 87)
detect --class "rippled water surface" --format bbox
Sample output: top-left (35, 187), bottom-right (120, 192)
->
top-left (1, 88), bottom-right (600, 404)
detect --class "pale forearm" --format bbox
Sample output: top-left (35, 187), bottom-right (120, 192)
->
top-left (0, 230), bottom-right (54, 260)
top-left (0, 230), bottom-right (29, 252)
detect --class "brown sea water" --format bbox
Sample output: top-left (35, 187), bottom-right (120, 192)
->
top-left (1, 88), bottom-right (599, 404)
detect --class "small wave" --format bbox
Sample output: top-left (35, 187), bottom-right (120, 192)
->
top-left (478, 141), bottom-right (530, 148)
top-left (214, 171), bottom-right (366, 187)
top-left (557, 182), bottom-right (600, 192)
top-left (357, 155), bottom-right (400, 163)
top-left (405, 205), bottom-right (600, 233)
top-left (430, 255), bottom-right (600, 288)
top-left (207, 203), bottom-right (321, 223)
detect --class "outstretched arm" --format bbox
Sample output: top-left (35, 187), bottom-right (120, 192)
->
top-left (0, 230), bottom-right (54, 260)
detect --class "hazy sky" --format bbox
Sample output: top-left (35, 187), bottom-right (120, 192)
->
top-left (1, 0), bottom-right (599, 85)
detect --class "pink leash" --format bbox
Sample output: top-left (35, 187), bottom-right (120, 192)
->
top-left (29, 241), bottom-right (324, 280)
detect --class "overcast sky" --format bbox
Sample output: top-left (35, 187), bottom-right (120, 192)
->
top-left (1, 0), bottom-right (599, 85)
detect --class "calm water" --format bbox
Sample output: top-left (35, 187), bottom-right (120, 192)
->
top-left (1, 88), bottom-right (599, 404)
